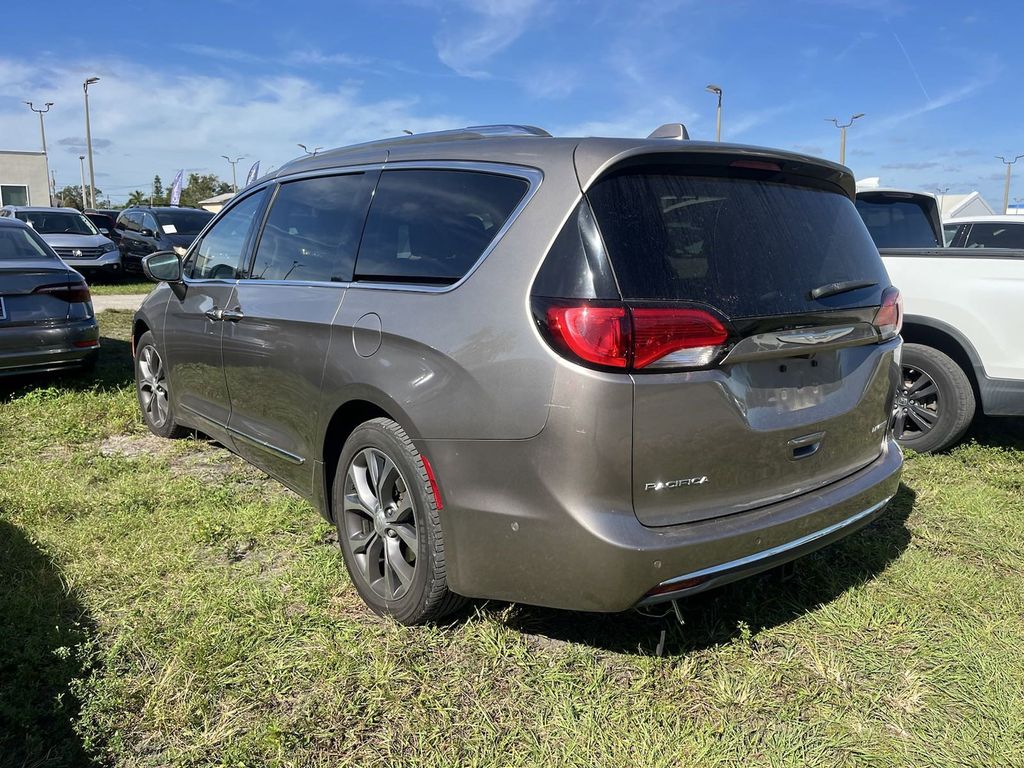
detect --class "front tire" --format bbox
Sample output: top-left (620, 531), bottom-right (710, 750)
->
top-left (134, 331), bottom-right (188, 439)
top-left (334, 418), bottom-right (465, 625)
top-left (893, 343), bottom-right (975, 453)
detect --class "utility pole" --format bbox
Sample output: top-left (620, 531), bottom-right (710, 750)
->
top-left (825, 113), bottom-right (865, 165)
top-left (78, 155), bottom-right (87, 211)
top-left (996, 155), bottom-right (1023, 214)
top-left (83, 77), bottom-right (100, 208)
top-left (221, 155), bottom-right (245, 193)
top-left (51, 170), bottom-right (58, 206)
top-left (936, 187), bottom-right (949, 220)
top-left (24, 101), bottom-right (54, 203)
top-left (705, 85), bottom-right (723, 141)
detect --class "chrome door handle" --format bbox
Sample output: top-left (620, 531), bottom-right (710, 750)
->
top-left (204, 307), bottom-right (223, 321)
top-left (221, 309), bottom-right (245, 322)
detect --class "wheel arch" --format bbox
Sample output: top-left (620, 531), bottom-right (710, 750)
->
top-left (131, 315), bottom-right (151, 356)
top-left (901, 315), bottom-right (983, 404)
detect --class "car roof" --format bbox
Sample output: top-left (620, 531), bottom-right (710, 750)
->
top-left (122, 206), bottom-right (210, 213)
top-left (3, 206), bottom-right (83, 213)
top-left (267, 124), bottom-right (856, 197)
top-left (0, 216), bottom-right (30, 228)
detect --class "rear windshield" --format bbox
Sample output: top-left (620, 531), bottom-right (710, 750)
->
top-left (0, 226), bottom-right (57, 260)
top-left (156, 209), bottom-right (214, 236)
top-left (854, 196), bottom-right (940, 248)
top-left (587, 170), bottom-right (888, 317)
top-left (15, 210), bottom-right (98, 236)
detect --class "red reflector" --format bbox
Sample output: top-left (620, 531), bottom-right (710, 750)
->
top-left (421, 455), bottom-right (444, 510)
top-left (645, 575), bottom-right (710, 598)
top-left (545, 305), bottom-right (630, 368)
top-left (729, 159), bottom-right (782, 172)
top-left (34, 282), bottom-right (92, 303)
top-left (874, 287), bottom-right (903, 339)
top-left (631, 308), bottom-right (728, 369)
top-left (74, 339), bottom-right (100, 348)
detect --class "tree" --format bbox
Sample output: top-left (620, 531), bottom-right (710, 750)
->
top-left (55, 185), bottom-right (102, 211)
top-left (178, 173), bottom-right (232, 208)
top-left (151, 175), bottom-right (167, 206)
top-left (126, 190), bottom-right (149, 207)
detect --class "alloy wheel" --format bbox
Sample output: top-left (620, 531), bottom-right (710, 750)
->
top-left (342, 447), bottom-right (419, 601)
top-left (893, 364), bottom-right (939, 440)
top-left (138, 345), bottom-right (169, 427)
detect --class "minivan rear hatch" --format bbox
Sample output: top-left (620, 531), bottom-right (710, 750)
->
top-left (583, 154), bottom-right (897, 526)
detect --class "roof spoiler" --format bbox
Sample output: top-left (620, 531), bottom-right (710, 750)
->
top-left (647, 123), bottom-right (690, 140)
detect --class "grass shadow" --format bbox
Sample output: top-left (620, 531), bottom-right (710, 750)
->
top-left (0, 328), bottom-right (135, 399)
top-left (963, 416), bottom-right (1024, 452)
top-left (0, 520), bottom-right (96, 766)
top-left (488, 483), bottom-right (916, 657)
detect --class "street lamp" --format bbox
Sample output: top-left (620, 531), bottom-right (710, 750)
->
top-left (78, 155), bottom-right (87, 211)
top-left (936, 186), bottom-right (949, 219)
top-left (221, 155), bottom-right (245, 193)
top-left (83, 77), bottom-right (100, 208)
top-left (996, 155), bottom-right (1023, 214)
top-left (705, 84), bottom-right (723, 142)
top-left (825, 113), bottom-right (865, 165)
top-left (24, 101), bottom-right (54, 202)
top-left (297, 143), bottom-right (322, 156)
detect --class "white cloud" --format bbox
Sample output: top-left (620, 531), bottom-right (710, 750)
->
top-left (0, 56), bottom-right (463, 202)
top-left (434, 0), bottom-right (544, 78)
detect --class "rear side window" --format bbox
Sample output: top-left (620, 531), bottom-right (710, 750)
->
top-left (587, 170), bottom-right (888, 317)
top-left (964, 222), bottom-right (1024, 250)
top-left (854, 196), bottom-right (940, 248)
top-left (250, 173), bottom-right (377, 282)
top-left (355, 169), bottom-right (528, 285)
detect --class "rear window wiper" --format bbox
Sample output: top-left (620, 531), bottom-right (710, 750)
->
top-left (808, 279), bottom-right (878, 300)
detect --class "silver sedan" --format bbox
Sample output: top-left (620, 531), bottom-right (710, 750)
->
top-left (0, 217), bottom-right (99, 376)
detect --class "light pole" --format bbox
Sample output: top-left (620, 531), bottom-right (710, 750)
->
top-left (705, 84), bottom-right (723, 142)
top-left (996, 155), bottom-right (1023, 214)
top-left (221, 155), bottom-right (245, 193)
top-left (297, 143), bottom-right (322, 156)
top-left (936, 186), bottom-right (949, 219)
top-left (78, 155), bottom-right (87, 211)
top-left (83, 77), bottom-right (100, 209)
top-left (24, 101), bottom-right (54, 202)
top-left (1014, 197), bottom-right (1023, 215)
top-left (825, 113), bottom-right (865, 165)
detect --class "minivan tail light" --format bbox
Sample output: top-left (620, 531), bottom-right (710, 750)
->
top-left (873, 287), bottom-right (902, 340)
top-left (33, 282), bottom-right (92, 303)
top-left (537, 300), bottom-right (729, 371)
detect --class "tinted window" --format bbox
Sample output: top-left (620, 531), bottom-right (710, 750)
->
top-left (0, 226), bottom-right (55, 260)
top-left (250, 173), bottom-right (376, 282)
top-left (187, 191), bottom-right (266, 280)
top-left (588, 169), bottom-right (889, 317)
top-left (964, 222), bottom-right (1024, 250)
top-left (156, 209), bottom-right (214, 236)
top-left (356, 169), bottom-right (528, 284)
top-left (141, 212), bottom-right (158, 233)
top-left (15, 210), bottom-right (98, 235)
top-left (854, 197), bottom-right (940, 248)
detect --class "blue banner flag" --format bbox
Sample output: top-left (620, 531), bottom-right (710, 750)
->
top-left (169, 170), bottom-right (184, 206)
top-left (245, 160), bottom-right (260, 186)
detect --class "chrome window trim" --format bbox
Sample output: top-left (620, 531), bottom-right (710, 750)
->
top-left (210, 160), bottom-right (543, 294)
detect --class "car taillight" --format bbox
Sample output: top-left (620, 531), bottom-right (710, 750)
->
top-left (34, 282), bottom-right (92, 303)
top-left (873, 287), bottom-right (902, 340)
top-left (537, 300), bottom-right (729, 371)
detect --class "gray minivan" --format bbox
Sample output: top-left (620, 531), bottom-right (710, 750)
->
top-left (133, 125), bottom-right (903, 624)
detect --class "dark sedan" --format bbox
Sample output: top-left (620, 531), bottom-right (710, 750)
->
top-left (0, 217), bottom-right (99, 376)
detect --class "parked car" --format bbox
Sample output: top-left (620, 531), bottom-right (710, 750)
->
top-left (856, 190), bottom-right (1024, 452)
top-left (0, 217), bottom-right (99, 376)
top-left (944, 215), bottom-right (1024, 250)
top-left (133, 124), bottom-right (903, 624)
top-left (0, 206), bottom-right (122, 278)
top-left (84, 208), bottom-right (122, 243)
top-left (115, 206), bottom-right (213, 272)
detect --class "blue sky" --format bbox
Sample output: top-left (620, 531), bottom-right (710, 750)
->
top-left (1, 0), bottom-right (1020, 206)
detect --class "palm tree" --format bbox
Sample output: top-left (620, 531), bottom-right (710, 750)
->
top-left (126, 190), bottom-right (148, 207)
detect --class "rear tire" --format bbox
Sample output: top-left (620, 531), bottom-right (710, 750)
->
top-left (333, 418), bottom-right (465, 625)
top-left (894, 343), bottom-right (974, 453)
top-left (134, 331), bottom-right (189, 439)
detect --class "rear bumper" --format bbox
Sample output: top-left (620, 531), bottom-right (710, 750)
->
top-left (425, 437), bottom-right (903, 612)
top-left (0, 318), bottom-right (100, 376)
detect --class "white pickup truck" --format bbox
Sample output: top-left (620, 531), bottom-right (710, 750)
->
top-left (856, 190), bottom-right (1024, 452)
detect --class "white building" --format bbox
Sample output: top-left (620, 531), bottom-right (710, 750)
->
top-left (0, 150), bottom-right (50, 206)
top-left (939, 192), bottom-right (995, 219)
top-left (198, 192), bottom-right (235, 213)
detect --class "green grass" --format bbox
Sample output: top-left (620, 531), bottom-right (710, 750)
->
top-left (87, 280), bottom-right (154, 296)
top-left (2, 311), bottom-right (1023, 767)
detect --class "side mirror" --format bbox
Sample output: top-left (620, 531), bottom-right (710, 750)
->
top-left (142, 250), bottom-right (182, 283)
top-left (140, 227), bottom-right (156, 238)
top-left (99, 227), bottom-right (110, 235)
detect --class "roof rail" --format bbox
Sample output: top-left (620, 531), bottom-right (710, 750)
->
top-left (462, 125), bottom-right (552, 137)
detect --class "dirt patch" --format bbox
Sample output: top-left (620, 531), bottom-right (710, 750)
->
top-left (98, 434), bottom-right (171, 459)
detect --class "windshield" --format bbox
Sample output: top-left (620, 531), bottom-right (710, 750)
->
top-left (155, 209), bottom-right (214, 236)
top-left (587, 168), bottom-right (888, 317)
top-left (0, 226), bottom-right (58, 260)
top-left (15, 210), bottom-right (99, 236)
